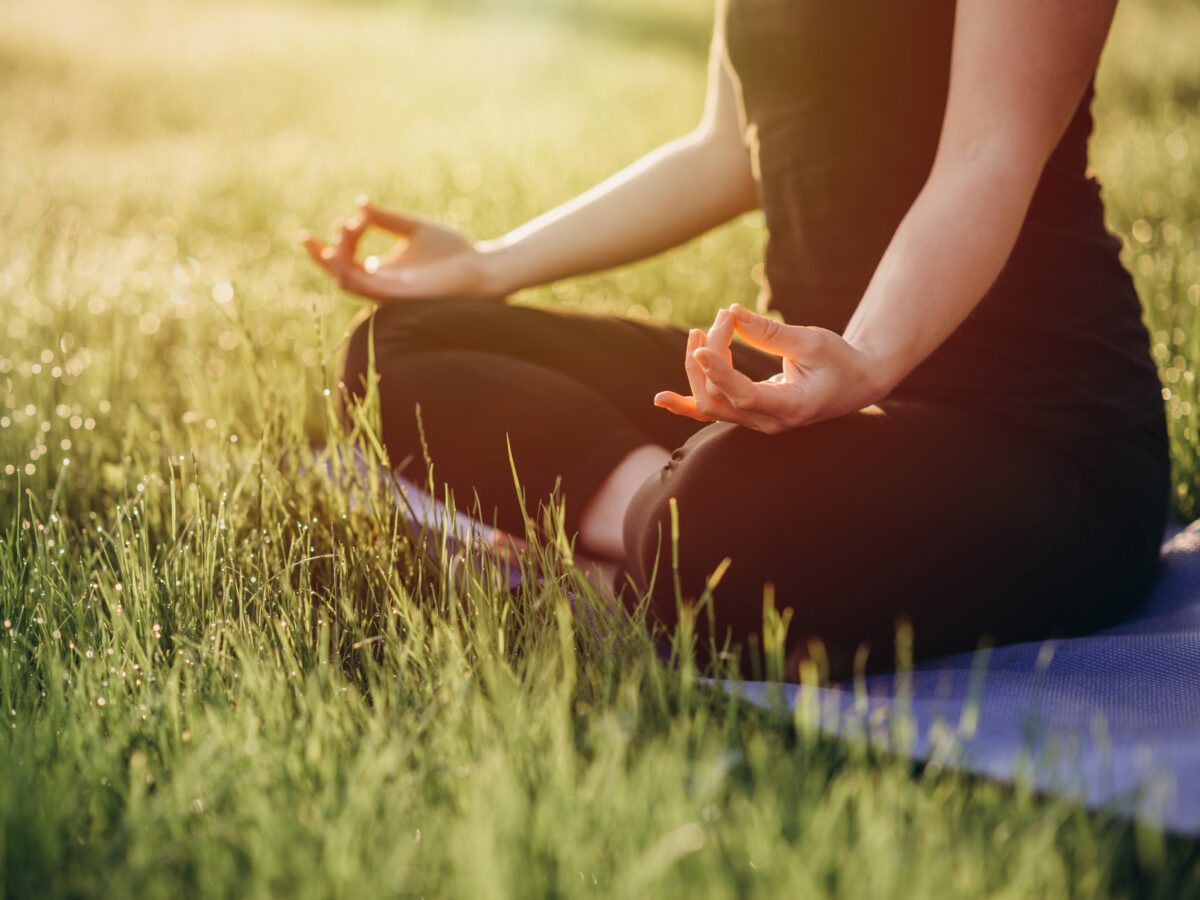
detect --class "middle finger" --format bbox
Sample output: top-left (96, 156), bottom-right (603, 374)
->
top-left (335, 215), bottom-right (368, 264)
top-left (693, 348), bottom-right (761, 411)
top-left (705, 308), bottom-right (736, 364)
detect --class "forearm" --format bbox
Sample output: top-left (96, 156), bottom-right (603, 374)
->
top-left (842, 150), bottom-right (1040, 396)
top-left (477, 130), bottom-right (758, 297)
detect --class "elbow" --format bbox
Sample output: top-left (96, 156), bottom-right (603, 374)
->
top-left (689, 130), bottom-right (759, 213)
top-left (689, 119), bottom-right (741, 158)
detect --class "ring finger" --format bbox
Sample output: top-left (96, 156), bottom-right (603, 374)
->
top-left (684, 329), bottom-right (710, 401)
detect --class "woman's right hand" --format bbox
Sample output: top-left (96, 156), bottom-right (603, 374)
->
top-left (300, 196), bottom-right (502, 302)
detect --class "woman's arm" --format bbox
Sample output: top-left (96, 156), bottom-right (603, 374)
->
top-left (839, 0), bottom-right (1119, 393)
top-left (658, 0), bottom-right (1119, 431)
top-left (477, 29), bottom-right (757, 297)
top-left (303, 24), bottom-right (757, 302)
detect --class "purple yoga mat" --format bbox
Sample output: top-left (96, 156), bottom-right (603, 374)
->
top-left (728, 520), bottom-right (1200, 834)
top-left (313, 445), bottom-right (1200, 832)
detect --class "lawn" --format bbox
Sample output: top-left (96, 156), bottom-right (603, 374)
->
top-left (2, 0), bottom-right (1199, 895)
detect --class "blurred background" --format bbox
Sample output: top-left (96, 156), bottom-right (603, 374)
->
top-left (1, 0), bottom-right (1198, 516)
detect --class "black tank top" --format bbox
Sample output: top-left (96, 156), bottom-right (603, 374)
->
top-left (722, 0), bottom-right (1165, 437)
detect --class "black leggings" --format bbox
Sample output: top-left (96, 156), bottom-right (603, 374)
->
top-left (338, 299), bottom-right (1171, 677)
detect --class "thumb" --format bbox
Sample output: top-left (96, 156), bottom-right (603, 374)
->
top-left (729, 303), bottom-right (819, 359)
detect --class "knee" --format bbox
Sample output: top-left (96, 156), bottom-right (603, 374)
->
top-left (621, 422), bottom-right (748, 582)
top-left (335, 308), bottom-right (377, 429)
top-left (336, 302), bottom-right (436, 426)
top-left (338, 308), bottom-right (374, 398)
top-left (621, 451), bottom-right (683, 595)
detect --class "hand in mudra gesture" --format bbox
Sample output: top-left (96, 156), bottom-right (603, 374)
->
top-left (300, 196), bottom-right (496, 302)
top-left (655, 303), bottom-right (886, 434)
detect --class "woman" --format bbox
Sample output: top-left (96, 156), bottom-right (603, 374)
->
top-left (302, 0), bottom-right (1170, 678)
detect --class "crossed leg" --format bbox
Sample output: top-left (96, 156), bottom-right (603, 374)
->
top-left (338, 300), bottom-right (1164, 679)
top-left (623, 400), bottom-right (1164, 677)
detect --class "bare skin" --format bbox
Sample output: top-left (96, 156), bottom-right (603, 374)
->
top-left (577, 444), bottom-right (672, 560)
top-left (481, 444), bottom-right (668, 590)
top-left (302, 0), bottom-right (1121, 567)
top-left (302, 26), bottom-right (753, 565)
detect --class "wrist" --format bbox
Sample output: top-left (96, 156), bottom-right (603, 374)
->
top-left (474, 236), bottom-right (527, 299)
top-left (849, 338), bottom-right (910, 402)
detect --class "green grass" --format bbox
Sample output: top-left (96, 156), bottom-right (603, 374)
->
top-left (2, 0), bottom-right (1199, 895)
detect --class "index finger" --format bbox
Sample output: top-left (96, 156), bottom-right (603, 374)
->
top-left (357, 196), bottom-right (422, 237)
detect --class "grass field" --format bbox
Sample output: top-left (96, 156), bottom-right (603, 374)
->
top-left (2, 0), bottom-right (1200, 895)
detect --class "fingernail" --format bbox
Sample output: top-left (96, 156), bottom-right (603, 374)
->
top-left (693, 351), bottom-right (710, 369)
top-left (356, 194), bottom-right (370, 207)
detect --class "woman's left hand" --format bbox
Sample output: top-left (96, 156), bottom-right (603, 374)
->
top-left (654, 303), bottom-right (890, 433)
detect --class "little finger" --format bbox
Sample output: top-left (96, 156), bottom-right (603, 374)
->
top-left (653, 391), bottom-right (715, 423)
top-left (659, 387), bottom-right (772, 431)
top-left (300, 233), bottom-right (337, 275)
